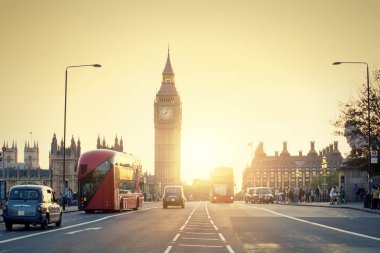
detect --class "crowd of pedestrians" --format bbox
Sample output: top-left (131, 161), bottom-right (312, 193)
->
top-left (273, 185), bottom-right (345, 204)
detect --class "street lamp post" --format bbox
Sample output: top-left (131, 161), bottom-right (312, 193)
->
top-left (333, 61), bottom-right (371, 177)
top-left (321, 156), bottom-right (328, 195)
top-left (63, 64), bottom-right (101, 210)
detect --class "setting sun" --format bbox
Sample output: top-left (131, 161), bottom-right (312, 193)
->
top-left (182, 129), bottom-right (219, 184)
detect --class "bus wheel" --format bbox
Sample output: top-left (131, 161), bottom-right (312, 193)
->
top-left (134, 198), bottom-right (139, 210)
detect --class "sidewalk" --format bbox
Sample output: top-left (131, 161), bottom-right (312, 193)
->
top-left (280, 200), bottom-right (380, 214)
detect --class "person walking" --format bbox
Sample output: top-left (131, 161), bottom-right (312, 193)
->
top-left (353, 184), bottom-right (358, 202)
top-left (315, 185), bottom-right (321, 202)
top-left (339, 185), bottom-right (345, 204)
top-left (371, 185), bottom-right (379, 210)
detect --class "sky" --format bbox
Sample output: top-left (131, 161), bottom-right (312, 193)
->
top-left (1, 0), bottom-right (380, 190)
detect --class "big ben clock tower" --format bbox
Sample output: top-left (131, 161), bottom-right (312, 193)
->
top-left (154, 50), bottom-right (182, 194)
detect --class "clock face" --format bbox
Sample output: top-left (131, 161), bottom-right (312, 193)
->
top-left (159, 106), bottom-right (173, 120)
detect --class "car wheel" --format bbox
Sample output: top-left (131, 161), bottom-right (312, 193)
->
top-left (163, 204), bottom-right (167, 209)
top-left (55, 213), bottom-right (62, 227)
top-left (181, 203), bottom-right (185, 208)
top-left (41, 218), bottom-right (48, 230)
top-left (5, 222), bottom-right (12, 231)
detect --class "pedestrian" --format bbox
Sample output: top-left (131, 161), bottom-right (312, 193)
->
top-left (315, 185), bottom-right (321, 202)
top-left (339, 185), bottom-right (345, 204)
top-left (353, 184), bottom-right (358, 201)
top-left (310, 188), bottom-right (315, 202)
top-left (371, 185), bottom-right (379, 210)
top-left (330, 186), bottom-right (337, 205)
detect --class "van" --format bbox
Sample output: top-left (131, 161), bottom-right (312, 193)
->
top-left (2, 185), bottom-right (62, 231)
top-left (162, 185), bottom-right (185, 208)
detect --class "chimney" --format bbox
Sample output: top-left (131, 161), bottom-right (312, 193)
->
top-left (310, 141), bottom-right (315, 151)
top-left (283, 141), bottom-right (287, 152)
top-left (334, 141), bottom-right (338, 151)
top-left (299, 150), bottom-right (303, 156)
top-left (275, 151), bottom-right (279, 156)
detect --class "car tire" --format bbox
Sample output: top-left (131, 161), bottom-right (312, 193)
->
top-left (163, 204), bottom-right (167, 209)
top-left (55, 213), bottom-right (62, 227)
top-left (41, 218), bottom-right (48, 230)
top-left (5, 222), bottom-right (12, 231)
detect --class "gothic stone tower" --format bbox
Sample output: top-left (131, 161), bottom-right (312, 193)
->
top-left (154, 50), bottom-right (182, 194)
top-left (24, 141), bottom-right (39, 169)
top-left (49, 133), bottom-right (81, 194)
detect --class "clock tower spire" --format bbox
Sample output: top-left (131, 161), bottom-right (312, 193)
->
top-left (154, 49), bottom-right (182, 195)
top-left (162, 47), bottom-right (175, 84)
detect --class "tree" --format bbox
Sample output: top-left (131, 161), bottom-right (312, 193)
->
top-left (331, 70), bottom-right (380, 166)
top-left (309, 171), bottom-right (339, 191)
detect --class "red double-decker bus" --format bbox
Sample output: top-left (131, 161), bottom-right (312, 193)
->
top-left (210, 167), bottom-right (234, 203)
top-left (77, 149), bottom-right (143, 212)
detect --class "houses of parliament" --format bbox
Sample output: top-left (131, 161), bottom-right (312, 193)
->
top-left (0, 134), bottom-right (123, 195)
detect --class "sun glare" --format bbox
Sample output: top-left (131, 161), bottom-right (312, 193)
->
top-left (182, 135), bottom-right (218, 184)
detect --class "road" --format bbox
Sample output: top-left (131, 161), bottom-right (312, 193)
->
top-left (0, 201), bottom-right (379, 253)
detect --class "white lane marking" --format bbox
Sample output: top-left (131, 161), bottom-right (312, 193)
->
top-left (163, 245), bottom-right (172, 253)
top-left (178, 244), bottom-right (223, 248)
top-left (179, 225), bottom-right (186, 231)
top-left (246, 205), bottom-right (380, 241)
top-left (187, 224), bottom-right (212, 227)
top-left (185, 227), bottom-right (214, 231)
top-left (226, 244), bottom-right (236, 253)
top-left (182, 237), bottom-right (218, 241)
top-left (172, 233), bottom-right (180, 242)
top-left (0, 206), bottom-right (158, 244)
top-left (218, 233), bottom-right (226, 242)
top-left (65, 227), bottom-right (102, 235)
top-left (185, 232), bottom-right (216, 235)
top-left (213, 225), bottom-right (219, 230)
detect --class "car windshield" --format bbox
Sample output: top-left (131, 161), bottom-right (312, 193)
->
top-left (9, 189), bottom-right (39, 200)
top-left (165, 187), bottom-right (182, 194)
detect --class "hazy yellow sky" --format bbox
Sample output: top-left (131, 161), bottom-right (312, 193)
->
top-left (1, 0), bottom-right (380, 188)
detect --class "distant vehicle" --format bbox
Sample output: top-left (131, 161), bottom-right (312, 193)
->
top-left (162, 185), bottom-right (185, 208)
top-left (77, 149), bottom-right (143, 212)
top-left (2, 185), bottom-right (62, 231)
top-left (210, 167), bottom-right (234, 203)
top-left (251, 187), bottom-right (274, 204)
top-left (245, 187), bottom-right (255, 203)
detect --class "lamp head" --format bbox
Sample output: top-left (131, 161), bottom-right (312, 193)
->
top-left (332, 62), bottom-right (341, 65)
top-left (93, 64), bottom-right (102, 67)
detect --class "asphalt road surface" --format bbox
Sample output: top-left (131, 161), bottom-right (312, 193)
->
top-left (0, 201), bottom-right (379, 253)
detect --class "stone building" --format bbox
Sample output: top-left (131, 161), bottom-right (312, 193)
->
top-left (1, 141), bottom-right (50, 191)
top-left (49, 133), bottom-right (81, 195)
top-left (242, 141), bottom-right (343, 191)
top-left (96, 135), bottom-right (124, 152)
top-left (154, 50), bottom-right (182, 195)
